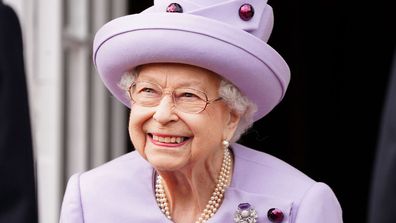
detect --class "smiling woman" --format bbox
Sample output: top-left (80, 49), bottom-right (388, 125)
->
top-left (59, 0), bottom-right (343, 222)
top-left (127, 64), bottom-right (240, 176)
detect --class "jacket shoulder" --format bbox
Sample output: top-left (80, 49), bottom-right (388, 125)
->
top-left (232, 144), bottom-right (315, 200)
top-left (231, 144), bottom-right (342, 222)
top-left (60, 151), bottom-right (159, 222)
top-left (294, 182), bottom-right (343, 223)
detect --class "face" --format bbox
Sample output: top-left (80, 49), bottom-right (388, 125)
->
top-left (128, 63), bottom-right (240, 171)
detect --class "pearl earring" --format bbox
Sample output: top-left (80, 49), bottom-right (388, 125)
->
top-left (222, 140), bottom-right (230, 148)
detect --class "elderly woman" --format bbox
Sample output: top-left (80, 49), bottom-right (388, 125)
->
top-left (60, 0), bottom-right (343, 222)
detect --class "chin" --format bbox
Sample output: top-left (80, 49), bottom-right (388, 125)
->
top-left (145, 149), bottom-right (190, 171)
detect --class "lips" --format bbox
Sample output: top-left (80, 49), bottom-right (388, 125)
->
top-left (148, 133), bottom-right (190, 146)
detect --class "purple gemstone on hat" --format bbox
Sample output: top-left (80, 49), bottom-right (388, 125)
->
top-left (166, 3), bottom-right (183, 13)
top-left (238, 203), bottom-right (251, 210)
top-left (239, 4), bottom-right (254, 21)
top-left (267, 208), bottom-right (284, 223)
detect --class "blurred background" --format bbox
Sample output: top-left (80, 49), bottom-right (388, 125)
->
top-left (2, 0), bottom-right (395, 223)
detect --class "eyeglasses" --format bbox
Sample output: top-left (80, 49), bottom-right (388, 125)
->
top-left (128, 81), bottom-right (222, 114)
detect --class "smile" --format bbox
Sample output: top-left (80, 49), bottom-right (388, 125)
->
top-left (148, 133), bottom-right (190, 146)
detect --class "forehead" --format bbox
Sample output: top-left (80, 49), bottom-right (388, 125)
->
top-left (136, 63), bottom-right (221, 90)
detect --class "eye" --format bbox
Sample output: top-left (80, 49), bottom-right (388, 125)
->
top-left (133, 82), bottom-right (162, 98)
top-left (175, 89), bottom-right (205, 102)
top-left (138, 87), bottom-right (160, 96)
top-left (181, 92), bottom-right (197, 98)
top-left (141, 87), bottom-right (155, 93)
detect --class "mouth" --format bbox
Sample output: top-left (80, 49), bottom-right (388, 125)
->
top-left (148, 133), bottom-right (191, 147)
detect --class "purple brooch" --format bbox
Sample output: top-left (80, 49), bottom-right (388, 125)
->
top-left (234, 203), bottom-right (258, 223)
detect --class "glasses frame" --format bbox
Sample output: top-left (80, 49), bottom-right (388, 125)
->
top-left (127, 81), bottom-right (222, 114)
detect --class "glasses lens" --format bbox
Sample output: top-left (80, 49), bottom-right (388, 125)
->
top-left (130, 82), bottom-right (162, 107)
top-left (129, 82), bottom-right (209, 113)
top-left (173, 88), bottom-right (207, 113)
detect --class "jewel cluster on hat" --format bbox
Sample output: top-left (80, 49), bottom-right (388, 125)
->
top-left (148, 0), bottom-right (274, 41)
top-left (93, 0), bottom-right (290, 121)
top-left (166, 2), bottom-right (256, 23)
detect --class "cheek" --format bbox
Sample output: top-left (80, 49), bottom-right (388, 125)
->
top-left (205, 106), bottom-right (229, 132)
top-left (128, 108), bottom-right (151, 154)
top-left (189, 111), bottom-right (227, 154)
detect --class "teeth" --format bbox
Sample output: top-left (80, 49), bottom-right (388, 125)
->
top-left (152, 135), bottom-right (185, 144)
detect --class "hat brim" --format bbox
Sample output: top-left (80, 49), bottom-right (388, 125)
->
top-left (94, 13), bottom-right (290, 121)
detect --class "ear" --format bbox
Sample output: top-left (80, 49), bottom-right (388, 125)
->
top-left (223, 109), bottom-right (241, 141)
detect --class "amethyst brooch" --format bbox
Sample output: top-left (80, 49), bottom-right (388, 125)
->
top-left (234, 203), bottom-right (258, 223)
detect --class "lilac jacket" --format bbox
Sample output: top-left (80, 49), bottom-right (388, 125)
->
top-left (60, 144), bottom-right (343, 223)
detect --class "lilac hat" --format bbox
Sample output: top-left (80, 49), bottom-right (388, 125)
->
top-left (93, 0), bottom-right (290, 121)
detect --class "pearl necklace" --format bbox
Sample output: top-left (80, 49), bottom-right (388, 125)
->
top-left (155, 148), bottom-right (232, 223)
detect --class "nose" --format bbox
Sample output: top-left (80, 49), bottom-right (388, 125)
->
top-left (152, 95), bottom-right (179, 124)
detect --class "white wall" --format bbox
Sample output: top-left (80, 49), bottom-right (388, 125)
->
top-left (4, 1), bottom-right (128, 222)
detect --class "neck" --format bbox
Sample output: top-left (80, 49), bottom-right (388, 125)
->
top-left (156, 148), bottom-right (232, 223)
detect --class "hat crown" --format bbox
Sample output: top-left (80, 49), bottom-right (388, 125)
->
top-left (148, 0), bottom-right (274, 42)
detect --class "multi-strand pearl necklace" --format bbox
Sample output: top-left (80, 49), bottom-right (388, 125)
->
top-left (155, 148), bottom-right (232, 223)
